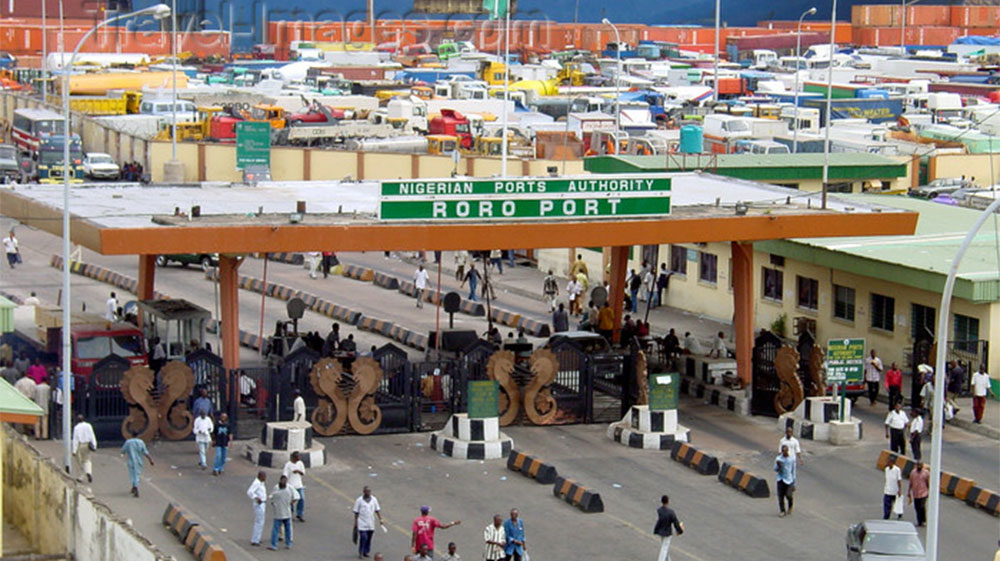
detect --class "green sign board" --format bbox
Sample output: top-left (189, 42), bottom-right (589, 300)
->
top-left (826, 338), bottom-right (865, 384)
top-left (648, 374), bottom-right (678, 411)
top-left (381, 177), bottom-right (671, 197)
top-left (378, 177), bottom-right (672, 221)
top-left (236, 121), bottom-right (271, 168)
top-left (467, 380), bottom-right (499, 419)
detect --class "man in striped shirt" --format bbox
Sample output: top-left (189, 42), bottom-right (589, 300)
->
top-left (483, 514), bottom-right (506, 561)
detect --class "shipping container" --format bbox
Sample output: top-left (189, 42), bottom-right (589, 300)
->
top-left (950, 5), bottom-right (1000, 28)
top-left (852, 26), bottom-right (959, 47)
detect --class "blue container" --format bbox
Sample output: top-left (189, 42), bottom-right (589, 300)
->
top-left (680, 125), bottom-right (703, 154)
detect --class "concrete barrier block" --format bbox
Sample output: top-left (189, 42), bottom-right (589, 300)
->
top-left (718, 462), bottom-right (770, 498)
top-left (670, 442), bottom-right (720, 475)
top-left (507, 450), bottom-right (558, 484)
top-left (552, 476), bottom-right (603, 513)
top-left (964, 487), bottom-right (1000, 516)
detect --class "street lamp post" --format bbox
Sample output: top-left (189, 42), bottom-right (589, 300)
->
top-left (713, 0), bottom-right (720, 102)
top-left (602, 18), bottom-right (622, 150)
top-left (793, 7), bottom-right (817, 154)
top-left (59, 2), bottom-right (171, 472)
top-left (821, 0), bottom-right (837, 210)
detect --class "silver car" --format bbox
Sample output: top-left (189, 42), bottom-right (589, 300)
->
top-left (846, 520), bottom-right (926, 561)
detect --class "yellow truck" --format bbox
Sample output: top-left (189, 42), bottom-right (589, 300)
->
top-left (48, 91), bottom-right (142, 116)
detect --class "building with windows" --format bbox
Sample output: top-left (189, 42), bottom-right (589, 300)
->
top-left (646, 194), bottom-right (995, 376)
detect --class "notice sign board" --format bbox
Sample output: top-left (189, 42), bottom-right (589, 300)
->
top-left (235, 121), bottom-right (271, 168)
top-left (648, 374), bottom-right (678, 411)
top-left (467, 380), bottom-right (499, 419)
top-left (378, 177), bottom-right (671, 221)
top-left (826, 338), bottom-right (865, 384)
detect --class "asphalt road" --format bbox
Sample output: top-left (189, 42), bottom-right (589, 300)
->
top-left (4, 219), bottom-right (998, 561)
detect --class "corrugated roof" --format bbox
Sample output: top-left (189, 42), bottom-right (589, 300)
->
top-left (585, 153), bottom-right (908, 181)
top-left (758, 194), bottom-right (1000, 302)
top-left (588, 152), bottom-right (904, 170)
top-left (0, 377), bottom-right (44, 422)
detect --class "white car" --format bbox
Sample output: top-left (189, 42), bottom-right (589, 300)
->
top-left (82, 153), bottom-right (120, 180)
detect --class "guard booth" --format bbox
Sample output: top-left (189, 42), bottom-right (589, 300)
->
top-left (137, 299), bottom-right (212, 360)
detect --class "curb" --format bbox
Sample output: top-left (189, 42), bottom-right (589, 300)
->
top-left (162, 503), bottom-right (228, 561)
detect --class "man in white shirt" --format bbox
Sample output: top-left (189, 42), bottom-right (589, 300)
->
top-left (71, 415), bottom-right (97, 482)
top-left (709, 331), bottom-right (728, 359)
top-left (353, 485), bottom-right (384, 558)
top-left (247, 471), bottom-right (267, 546)
top-left (683, 332), bottom-right (705, 356)
top-left (23, 292), bottom-right (40, 306)
top-left (908, 409), bottom-right (924, 461)
top-left (193, 410), bottom-right (214, 470)
top-left (864, 350), bottom-right (884, 406)
top-left (105, 291), bottom-right (119, 322)
top-left (414, 265), bottom-right (430, 309)
top-left (779, 426), bottom-right (804, 466)
top-left (566, 278), bottom-right (581, 316)
top-left (283, 451), bottom-right (307, 522)
top-left (292, 389), bottom-right (306, 423)
top-left (3, 230), bottom-right (18, 269)
top-left (971, 364), bottom-right (994, 424)
top-left (307, 251), bottom-right (321, 279)
top-left (34, 375), bottom-right (51, 440)
top-left (882, 463), bottom-right (902, 520)
top-left (884, 402), bottom-right (909, 456)
top-left (14, 372), bottom-right (37, 436)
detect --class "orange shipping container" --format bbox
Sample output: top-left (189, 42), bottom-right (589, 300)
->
top-left (853, 26), bottom-right (959, 47)
top-left (852, 5), bottom-right (896, 27)
top-left (951, 5), bottom-right (1000, 28)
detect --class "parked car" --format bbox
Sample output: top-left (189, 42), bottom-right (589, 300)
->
top-left (846, 520), bottom-right (926, 561)
top-left (82, 152), bottom-right (121, 180)
top-left (908, 177), bottom-right (972, 199)
top-left (0, 144), bottom-right (19, 182)
top-left (155, 253), bottom-right (218, 272)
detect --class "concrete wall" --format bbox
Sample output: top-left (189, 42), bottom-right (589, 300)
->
top-left (148, 140), bottom-right (585, 183)
top-left (929, 153), bottom-right (1000, 186)
top-left (2, 427), bottom-right (170, 561)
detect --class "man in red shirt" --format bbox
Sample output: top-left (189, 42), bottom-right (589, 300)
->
top-left (411, 505), bottom-right (460, 554)
top-left (884, 362), bottom-right (903, 411)
top-left (907, 462), bottom-right (930, 527)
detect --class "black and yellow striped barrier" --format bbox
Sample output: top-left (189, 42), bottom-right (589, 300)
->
top-left (552, 476), bottom-right (603, 513)
top-left (670, 442), bottom-right (720, 476)
top-left (717, 462), bottom-right (770, 498)
top-left (964, 486), bottom-right (1000, 516)
top-left (507, 450), bottom-right (558, 484)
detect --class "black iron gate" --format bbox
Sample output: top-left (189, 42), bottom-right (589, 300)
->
top-left (910, 327), bottom-right (934, 407)
top-left (547, 340), bottom-right (593, 423)
top-left (751, 330), bottom-right (784, 417)
top-left (796, 331), bottom-right (816, 396)
top-left (373, 343), bottom-right (420, 433)
top-left (84, 354), bottom-right (132, 443)
top-left (272, 347), bottom-right (322, 421)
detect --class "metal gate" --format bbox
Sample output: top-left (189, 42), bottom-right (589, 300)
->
top-left (373, 343), bottom-right (420, 433)
top-left (910, 327), bottom-right (934, 407)
top-left (186, 348), bottom-right (225, 410)
top-left (751, 330), bottom-right (784, 417)
top-left (796, 331), bottom-right (816, 396)
top-left (547, 339), bottom-right (593, 423)
top-left (272, 346), bottom-right (321, 421)
top-left (83, 354), bottom-right (132, 443)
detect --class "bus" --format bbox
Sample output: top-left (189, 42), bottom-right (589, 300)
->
top-left (12, 107), bottom-right (65, 154)
top-left (35, 135), bottom-right (84, 183)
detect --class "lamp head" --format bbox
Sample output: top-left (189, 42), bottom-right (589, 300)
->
top-left (807, 7), bottom-right (817, 15)
top-left (144, 3), bottom-right (172, 20)
top-left (601, 17), bottom-right (612, 25)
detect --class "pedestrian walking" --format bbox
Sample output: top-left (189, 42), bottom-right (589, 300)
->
top-left (105, 291), bottom-right (119, 322)
top-left (353, 486), bottom-right (384, 558)
top-left (570, 253), bottom-right (588, 279)
top-left (415, 544), bottom-right (433, 561)
top-left (885, 362), bottom-right (903, 410)
top-left (597, 302), bottom-right (615, 342)
top-left (779, 426), bottom-right (804, 466)
top-left (908, 408), bottom-right (924, 461)
top-left (454, 251), bottom-right (468, 281)
top-left (971, 364), bottom-right (994, 424)
top-left (414, 264), bottom-right (430, 309)
top-left (14, 370), bottom-right (36, 435)
top-left (321, 251), bottom-right (336, 278)
top-left (774, 445), bottom-right (796, 517)
top-left (542, 270), bottom-right (559, 312)
top-left (655, 264), bottom-right (671, 308)
top-left (33, 375), bottom-right (50, 440)
top-left (292, 389), bottom-right (306, 423)
top-left (411, 505), bottom-right (460, 554)
top-left (552, 302), bottom-right (569, 333)
top-left (946, 361), bottom-right (964, 415)
top-left (441, 542), bottom-right (460, 561)
top-left (307, 251), bottom-right (321, 279)
top-left (653, 494), bottom-right (684, 561)
top-left (882, 462), bottom-right (903, 520)
top-left (503, 509), bottom-right (525, 561)
top-left (268, 475), bottom-right (299, 550)
top-left (566, 277), bottom-right (582, 316)
top-left (642, 266), bottom-right (655, 306)
top-left (864, 350), bottom-right (884, 405)
top-left (193, 410), bottom-right (214, 470)
top-left (907, 462), bottom-right (929, 527)
top-left (212, 412), bottom-right (231, 475)
top-left (71, 414), bottom-right (97, 482)
top-left (489, 249), bottom-right (503, 274)
top-left (121, 435), bottom-right (153, 497)
top-left (247, 471), bottom-right (267, 546)
top-left (192, 388), bottom-right (213, 419)
top-left (283, 451), bottom-right (307, 522)
top-left (3, 230), bottom-right (19, 268)
top-left (461, 263), bottom-right (481, 302)
top-left (884, 402), bottom-right (909, 456)
top-left (483, 514), bottom-right (506, 561)
top-left (628, 269), bottom-right (641, 313)
top-left (26, 358), bottom-right (46, 384)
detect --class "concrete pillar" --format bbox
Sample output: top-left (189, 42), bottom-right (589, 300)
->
top-left (163, 159), bottom-right (185, 183)
top-left (218, 255), bottom-right (242, 371)
top-left (137, 254), bottom-right (156, 328)
top-left (731, 241), bottom-right (754, 388)
top-left (608, 246), bottom-right (629, 345)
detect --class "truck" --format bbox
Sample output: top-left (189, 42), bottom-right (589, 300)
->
top-left (272, 122), bottom-right (400, 146)
top-left (9, 305), bottom-right (148, 380)
top-left (33, 135), bottom-right (85, 183)
top-left (46, 92), bottom-right (142, 116)
top-left (429, 109), bottom-right (473, 149)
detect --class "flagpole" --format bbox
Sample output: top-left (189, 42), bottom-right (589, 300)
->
top-left (501, 3), bottom-right (510, 177)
